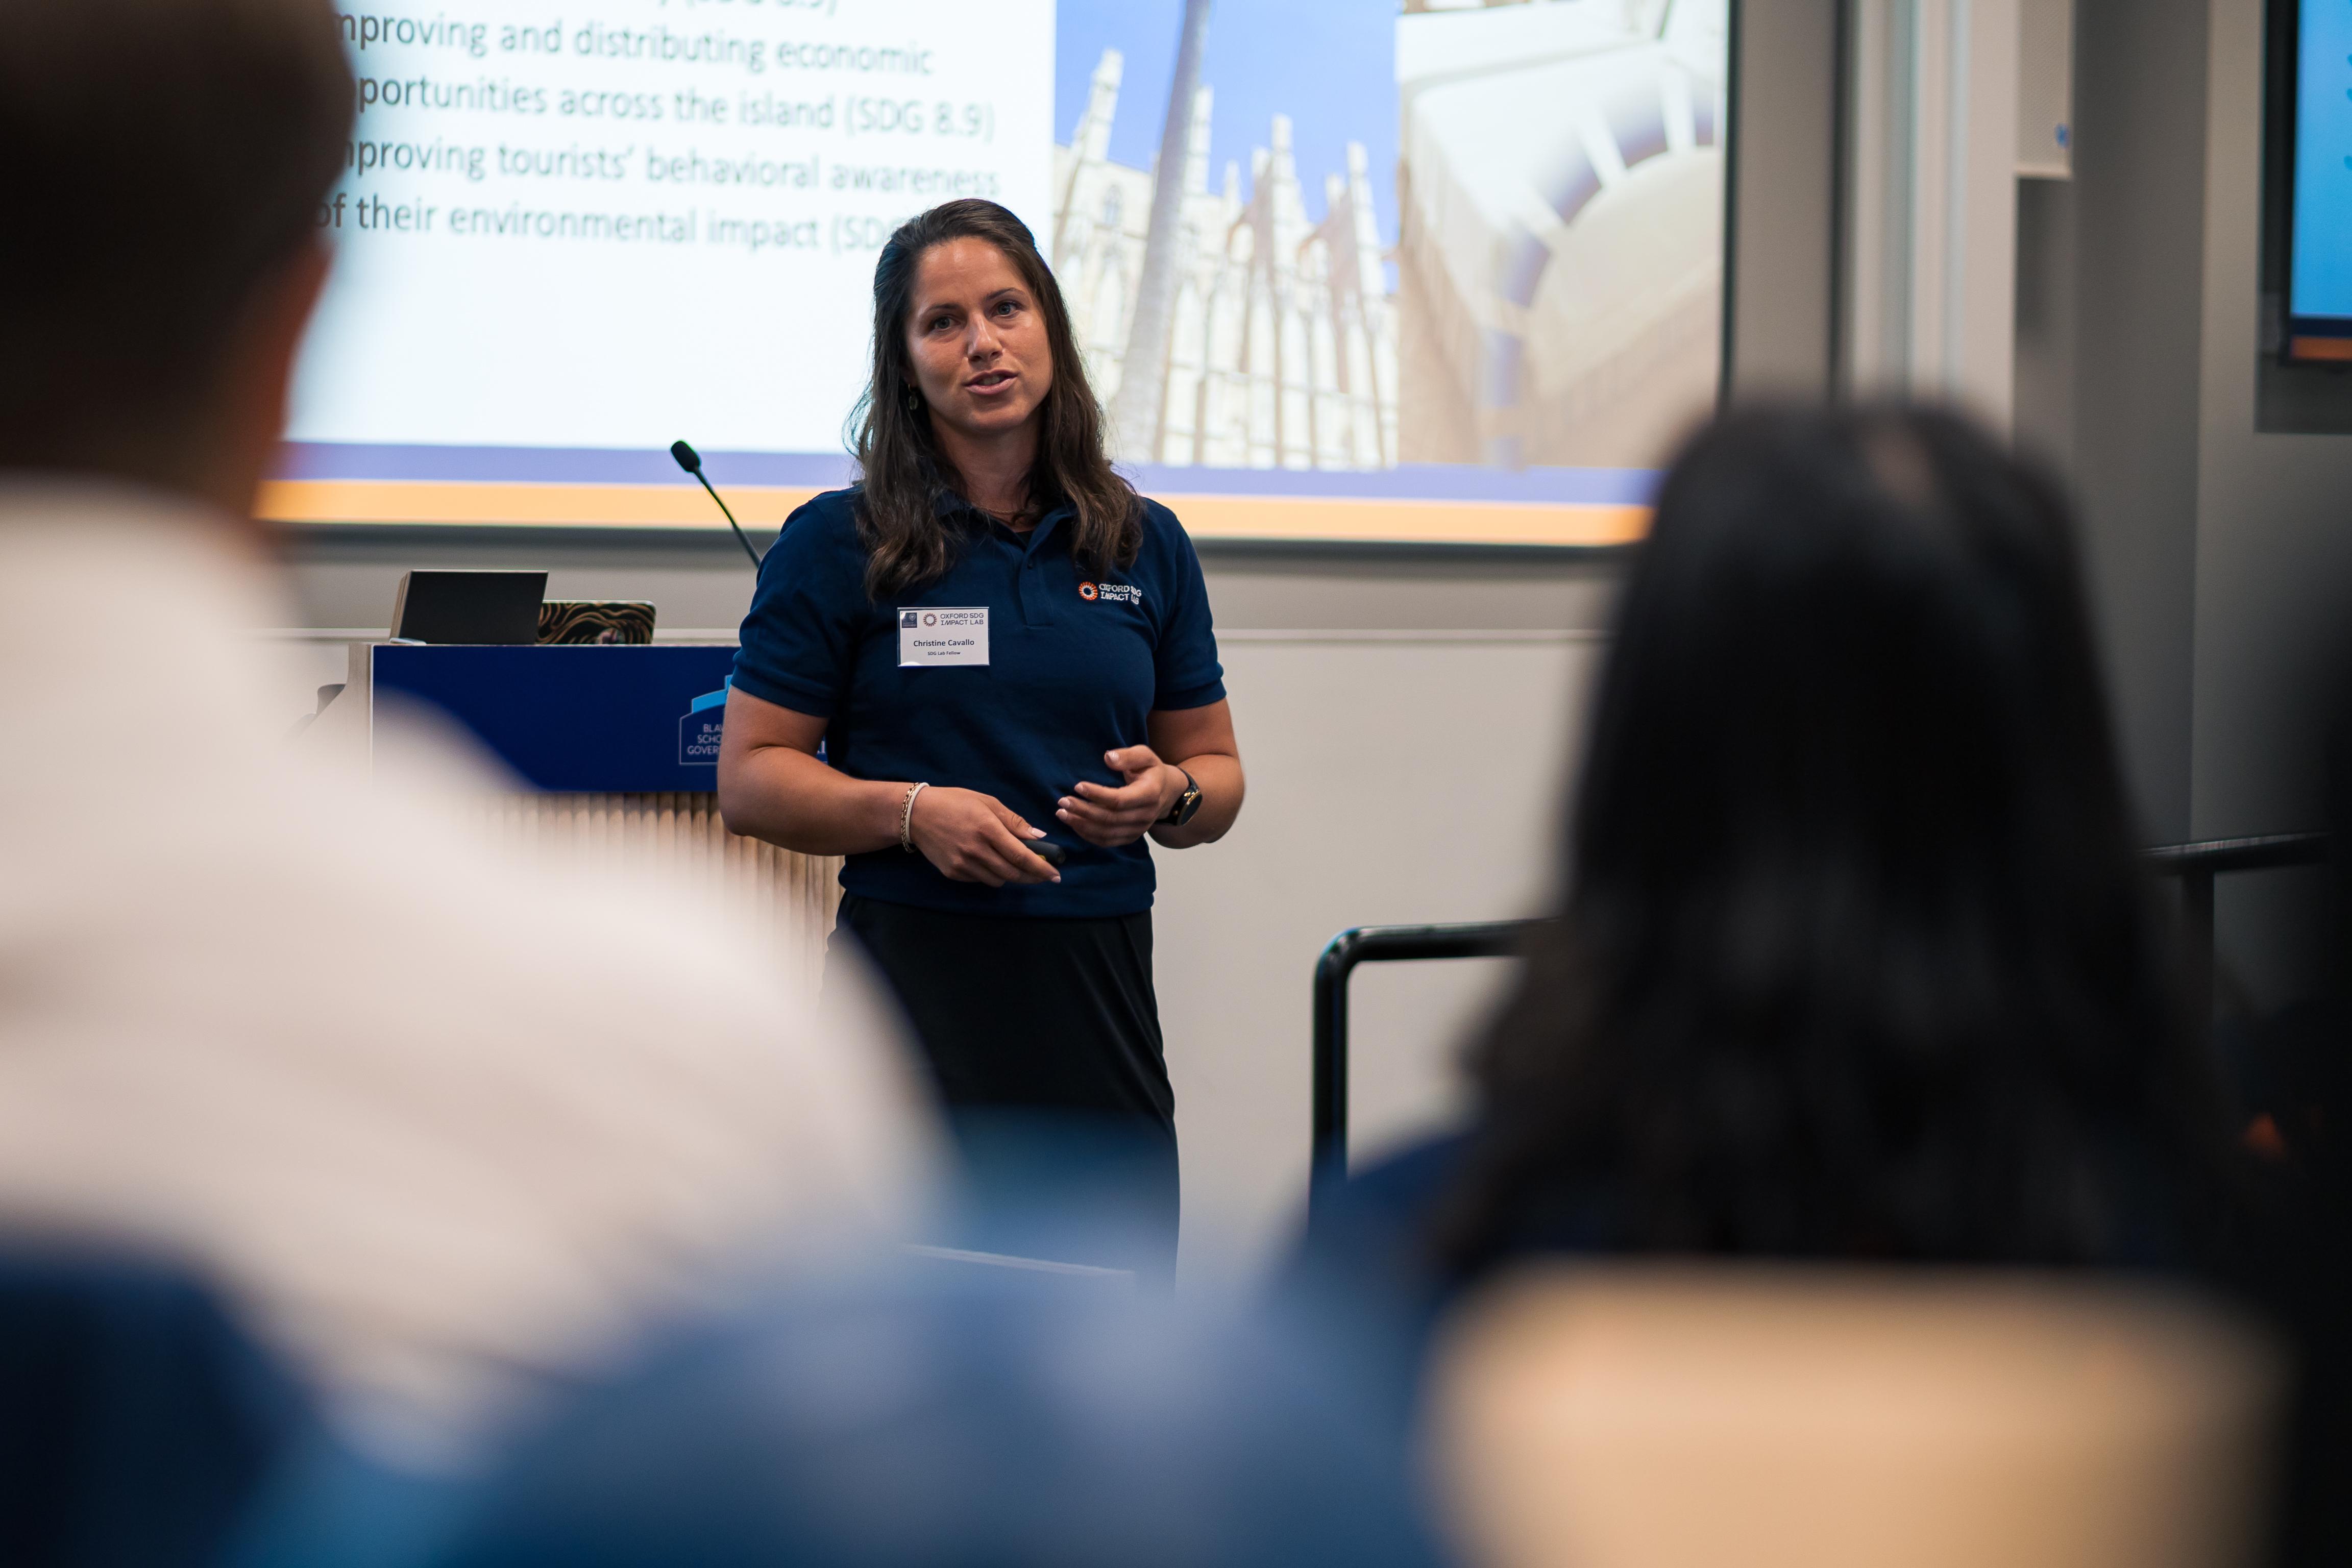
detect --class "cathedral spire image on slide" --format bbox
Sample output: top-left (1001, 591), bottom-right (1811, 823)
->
top-left (1050, 0), bottom-right (1727, 475)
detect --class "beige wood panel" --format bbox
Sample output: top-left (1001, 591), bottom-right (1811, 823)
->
top-left (469, 791), bottom-right (841, 990)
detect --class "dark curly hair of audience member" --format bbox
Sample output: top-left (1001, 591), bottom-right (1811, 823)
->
top-left (1436, 406), bottom-right (2238, 1272)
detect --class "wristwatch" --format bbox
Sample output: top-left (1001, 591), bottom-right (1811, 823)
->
top-left (1160, 767), bottom-right (1203, 828)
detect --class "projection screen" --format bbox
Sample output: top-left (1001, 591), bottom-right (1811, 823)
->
top-left (271, 0), bottom-right (1728, 546)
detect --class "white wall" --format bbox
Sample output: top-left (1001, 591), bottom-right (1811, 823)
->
top-left (1154, 632), bottom-right (1600, 1280)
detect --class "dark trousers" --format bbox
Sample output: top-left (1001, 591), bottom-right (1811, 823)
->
top-left (829, 892), bottom-right (1179, 1276)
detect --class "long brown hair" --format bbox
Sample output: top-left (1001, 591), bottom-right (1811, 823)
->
top-left (849, 199), bottom-right (1139, 600)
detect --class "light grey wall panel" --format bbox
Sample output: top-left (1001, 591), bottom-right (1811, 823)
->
top-left (2192, 0), bottom-right (2352, 1006)
top-left (2062, 0), bottom-right (2213, 843)
top-left (1725, 0), bottom-right (1844, 401)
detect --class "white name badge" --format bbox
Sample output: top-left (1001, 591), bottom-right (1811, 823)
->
top-left (898, 606), bottom-right (990, 667)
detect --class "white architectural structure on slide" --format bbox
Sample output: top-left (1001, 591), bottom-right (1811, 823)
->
top-left (1050, 48), bottom-right (1399, 472)
top-left (1396, 0), bottom-right (1728, 468)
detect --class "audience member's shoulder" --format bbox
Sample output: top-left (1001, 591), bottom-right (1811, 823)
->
top-left (1345, 1134), bottom-right (1473, 1230)
top-left (432, 1271), bottom-right (1450, 1568)
top-left (1283, 1134), bottom-right (1468, 1304)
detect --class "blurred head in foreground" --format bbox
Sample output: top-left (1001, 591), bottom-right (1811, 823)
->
top-left (1444, 405), bottom-right (2225, 1269)
top-left (0, 0), bottom-right (351, 509)
top-left (0, 0), bottom-right (937, 1470)
top-left (423, 1269), bottom-right (1443, 1568)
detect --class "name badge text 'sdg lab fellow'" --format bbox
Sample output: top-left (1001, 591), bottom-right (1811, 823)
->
top-left (898, 607), bottom-right (990, 668)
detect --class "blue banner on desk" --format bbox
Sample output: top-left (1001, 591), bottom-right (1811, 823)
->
top-left (372, 644), bottom-right (739, 793)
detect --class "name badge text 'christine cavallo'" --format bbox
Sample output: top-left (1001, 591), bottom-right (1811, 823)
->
top-left (898, 607), bottom-right (990, 667)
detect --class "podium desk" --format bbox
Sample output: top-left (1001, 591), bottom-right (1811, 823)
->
top-left (351, 642), bottom-right (841, 983)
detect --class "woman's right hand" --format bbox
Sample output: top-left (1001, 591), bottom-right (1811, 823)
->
top-left (906, 787), bottom-right (1060, 887)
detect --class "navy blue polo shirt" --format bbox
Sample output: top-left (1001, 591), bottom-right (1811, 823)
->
top-left (730, 485), bottom-right (1226, 918)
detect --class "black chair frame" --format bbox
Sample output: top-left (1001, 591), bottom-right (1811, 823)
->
top-left (1308, 834), bottom-right (2330, 1218)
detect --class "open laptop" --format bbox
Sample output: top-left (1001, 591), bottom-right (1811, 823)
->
top-left (388, 571), bottom-right (547, 645)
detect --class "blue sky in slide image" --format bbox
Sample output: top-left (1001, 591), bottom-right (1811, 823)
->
top-left (1052, 0), bottom-right (1400, 248)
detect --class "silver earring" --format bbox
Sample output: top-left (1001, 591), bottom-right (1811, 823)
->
top-left (902, 384), bottom-right (923, 418)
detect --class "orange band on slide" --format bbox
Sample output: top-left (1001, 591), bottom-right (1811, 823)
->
top-left (2289, 336), bottom-right (2352, 363)
top-left (1171, 495), bottom-right (1649, 548)
top-left (256, 478), bottom-right (1651, 548)
top-left (257, 480), bottom-right (819, 527)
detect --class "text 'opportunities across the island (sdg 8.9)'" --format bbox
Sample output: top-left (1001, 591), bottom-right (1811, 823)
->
top-left (294, 1), bottom-right (1052, 454)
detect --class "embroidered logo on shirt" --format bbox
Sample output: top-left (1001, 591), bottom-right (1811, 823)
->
top-left (1079, 581), bottom-right (1142, 605)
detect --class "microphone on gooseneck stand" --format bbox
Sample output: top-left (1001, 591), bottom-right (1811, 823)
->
top-left (671, 440), bottom-right (765, 568)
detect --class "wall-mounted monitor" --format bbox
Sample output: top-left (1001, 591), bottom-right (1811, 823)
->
top-left (2286, 0), bottom-right (2352, 361)
top-left (271, 0), bottom-right (1729, 546)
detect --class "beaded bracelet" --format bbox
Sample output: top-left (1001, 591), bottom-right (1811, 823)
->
top-left (898, 781), bottom-right (929, 852)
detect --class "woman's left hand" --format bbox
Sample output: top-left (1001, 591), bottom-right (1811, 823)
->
top-left (1057, 746), bottom-right (1183, 848)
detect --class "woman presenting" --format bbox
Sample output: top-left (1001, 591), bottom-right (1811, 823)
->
top-left (717, 200), bottom-right (1243, 1257)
